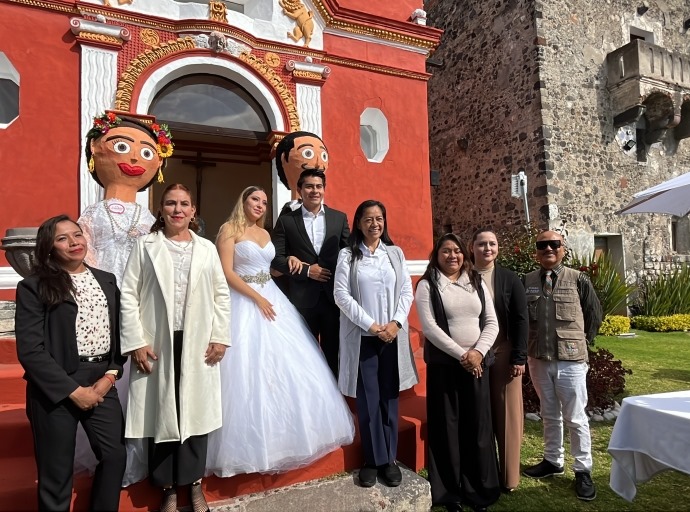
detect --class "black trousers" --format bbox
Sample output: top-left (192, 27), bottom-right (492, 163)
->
top-left (26, 360), bottom-right (126, 512)
top-left (148, 330), bottom-right (207, 487)
top-left (298, 291), bottom-right (340, 377)
top-left (426, 363), bottom-right (500, 509)
top-left (356, 335), bottom-right (400, 466)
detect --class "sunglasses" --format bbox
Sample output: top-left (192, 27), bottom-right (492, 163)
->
top-left (536, 240), bottom-right (562, 250)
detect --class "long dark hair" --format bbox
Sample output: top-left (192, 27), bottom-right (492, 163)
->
top-left (33, 215), bottom-right (78, 306)
top-left (347, 200), bottom-right (394, 260)
top-left (150, 183), bottom-right (199, 233)
top-left (419, 233), bottom-right (482, 292)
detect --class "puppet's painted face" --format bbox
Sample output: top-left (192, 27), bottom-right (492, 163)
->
top-left (281, 135), bottom-right (329, 191)
top-left (90, 126), bottom-right (161, 192)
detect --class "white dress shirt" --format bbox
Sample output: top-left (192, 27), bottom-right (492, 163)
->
top-left (301, 204), bottom-right (326, 254)
top-left (334, 242), bottom-right (414, 336)
top-left (163, 238), bottom-right (193, 331)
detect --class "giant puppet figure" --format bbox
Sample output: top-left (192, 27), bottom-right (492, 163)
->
top-left (275, 130), bottom-right (329, 214)
top-left (79, 112), bottom-right (173, 285)
top-left (74, 112), bottom-right (173, 484)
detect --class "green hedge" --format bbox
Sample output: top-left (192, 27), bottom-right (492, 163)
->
top-left (599, 315), bottom-right (631, 336)
top-left (631, 314), bottom-right (690, 332)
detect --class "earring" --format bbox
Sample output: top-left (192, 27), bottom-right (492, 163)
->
top-left (157, 168), bottom-right (165, 184)
top-left (88, 156), bottom-right (95, 173)
top-left (191, 217), bottom-right (196, 223)
top-left (159, 216), bottom-right (164, 223)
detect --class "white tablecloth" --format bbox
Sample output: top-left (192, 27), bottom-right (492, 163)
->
top-left (608, 390), bottom-right (690, 501)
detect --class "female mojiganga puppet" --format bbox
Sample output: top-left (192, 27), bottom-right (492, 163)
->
top-left (75, 112), bottom-right (174, 485)
top-left (78, 112), bottom-right (173, 285)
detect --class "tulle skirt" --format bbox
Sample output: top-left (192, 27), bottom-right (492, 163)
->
top-left (206, 280), bottom-right (355, 477)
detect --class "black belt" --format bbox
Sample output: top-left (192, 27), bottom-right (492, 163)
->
top-left (79, 353), bottom-right (109, 363)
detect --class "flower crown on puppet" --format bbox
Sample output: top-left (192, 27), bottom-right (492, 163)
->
top-left (88, 112), bottom-right (174, 184)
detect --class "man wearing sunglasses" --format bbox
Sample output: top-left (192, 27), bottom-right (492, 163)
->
top-left (521, 231), bottom-right (602, 501)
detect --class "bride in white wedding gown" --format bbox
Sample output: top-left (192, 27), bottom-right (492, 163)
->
top-left (206, 186), bottom-right (354, 477)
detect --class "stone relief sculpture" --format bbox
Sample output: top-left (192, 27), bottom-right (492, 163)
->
top-left (279, 0), bottom-right (314, 47)
top-left (209, 0), bottom-right (228, 23)
top-left (102, 0), bottom-right (134, 6)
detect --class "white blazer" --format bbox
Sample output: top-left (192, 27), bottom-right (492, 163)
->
top-left (120, 231), bottom-right (231, 443)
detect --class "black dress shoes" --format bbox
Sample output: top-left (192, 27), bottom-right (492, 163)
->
top-left (359, 465), bottom-right (378, 487)
top-left (380, 462), bottom-right (402, 487)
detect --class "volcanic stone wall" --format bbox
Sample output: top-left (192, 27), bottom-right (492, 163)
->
top-left (426, 0), bottom-right (690, 275)
top-left (426, 0), bottom-right (546, 237)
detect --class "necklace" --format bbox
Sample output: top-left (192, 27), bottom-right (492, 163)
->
top-left (167, 238), bottom-right (193, 251)
top-left (103, 200), bottom-right (142, 239)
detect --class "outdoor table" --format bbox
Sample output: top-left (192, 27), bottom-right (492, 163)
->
top-left (608, 390), bottom-right (690, 501)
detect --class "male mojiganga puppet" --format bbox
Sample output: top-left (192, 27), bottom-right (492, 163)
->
top-left (275, 131), bottom-right (328, 213)
top-left (74, 113), bottom-right (173, 484)
top-left (78, 113), bottom-right (173, 286)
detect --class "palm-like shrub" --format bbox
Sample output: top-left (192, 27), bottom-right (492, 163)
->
top-left (570, 252), bottom-right (636, 318)
top-left (634, 265), bottom-right (690, 316)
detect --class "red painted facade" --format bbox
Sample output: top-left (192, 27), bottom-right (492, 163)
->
top-left (0, 0), bottom-right (439, 293)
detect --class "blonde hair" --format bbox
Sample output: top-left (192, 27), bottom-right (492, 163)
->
top-left (217, 186), bottom-right (266, 241)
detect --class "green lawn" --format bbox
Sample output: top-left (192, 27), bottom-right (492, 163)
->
top-left (430, 330), bottom-right (690, 511)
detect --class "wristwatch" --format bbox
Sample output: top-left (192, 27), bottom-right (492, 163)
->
top-left (393, 320), bottom-right (402, 329)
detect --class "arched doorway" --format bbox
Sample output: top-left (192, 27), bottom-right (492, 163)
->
top-left (148, 73), bottom-right (274, 239)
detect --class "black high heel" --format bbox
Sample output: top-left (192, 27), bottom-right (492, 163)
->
top-left (190, 480), bottom-right (210, 512)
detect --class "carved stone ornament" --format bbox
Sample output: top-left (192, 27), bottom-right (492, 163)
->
top-left (279, 0), bottom-right (315, 47)
top-left (286, 57), bottom-right (331, 82)
top-left (140, 28), bottom-right (160, 47)
top-left (265, 52), bottom-right (281, 68)
top-left (188, 33), bottom-right (251, 57)
top-left (209, 1), bottom-right (228, 23)
top-left (70, 17), bottom-right (131, 48)
top-left (102, 0), bottom-right (134, 6)
top-left (411, 8), bottom-right (427, 25)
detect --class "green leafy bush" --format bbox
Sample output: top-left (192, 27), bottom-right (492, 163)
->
top-left (634, 265), bottom-right (690, 316)
top-left (631, 314), bottom-right (690, 332)
top-left (570, 252), bottom-right (636, 318)
top-left (523, 347), bottom-right (632, 414)
top-left (599, 315), bottom-right (631, 336)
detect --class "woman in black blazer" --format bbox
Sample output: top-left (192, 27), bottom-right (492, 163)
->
top-left (470, 229), bottom-right (528, 492)
top-left (15, 215), bottom-right (126, 512)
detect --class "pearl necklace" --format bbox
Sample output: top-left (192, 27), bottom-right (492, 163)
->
top-left (103, 200), bottom-right (142, 239)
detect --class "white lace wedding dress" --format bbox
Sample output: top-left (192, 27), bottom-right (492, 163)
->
top-left (206, 240), bottom-right (355, 477)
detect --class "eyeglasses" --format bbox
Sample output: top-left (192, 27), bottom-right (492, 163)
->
top-left (536, 240), bottom-right (562, 250)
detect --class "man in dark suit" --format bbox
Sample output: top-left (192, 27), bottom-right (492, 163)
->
top-left (271, 169), bottom-right (350, 376)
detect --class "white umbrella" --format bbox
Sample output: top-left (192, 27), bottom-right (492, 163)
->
top-left (617, 172), bottom-right (690, 216)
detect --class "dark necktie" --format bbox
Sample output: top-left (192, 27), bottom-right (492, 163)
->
top-left (543, 270), bottom-right (553, 297)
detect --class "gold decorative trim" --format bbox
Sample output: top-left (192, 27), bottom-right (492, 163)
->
top-left (208, 1), bottom-right (228, 23)
top-left (140, 28), bottom-right (160, 47)
top-left (6, 0), bottom-right (75, 13)
top-left (293, 70), bottom-right (324, 80)
top-left (264, 52), bottom-right (281, 68)
top-left (322, 55), bottom-right (430, 81)
top-left (238, 52), bottom-right (301, 132)
top-left (76, 31), bottom-right (123, 46)
top-left (311, 0), bottom-right (438, 51)
top-left (114, 37), bottom-right (197, 111)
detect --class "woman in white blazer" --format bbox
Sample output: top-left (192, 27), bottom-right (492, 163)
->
top-left (334, 199), bottom-right (417, 489)
top-left (120, 184), bottom-right (230, 512)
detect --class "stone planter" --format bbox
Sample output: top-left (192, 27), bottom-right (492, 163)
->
top-left (0, 227), bottom-right (38, 278)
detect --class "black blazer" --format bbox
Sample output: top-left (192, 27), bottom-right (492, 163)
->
top-left (271, 205), bottom-right (350, 309)
top-left (493, 265), bottom-right (528, 365)
top-left (15, 265), bottom-right (125, 405)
